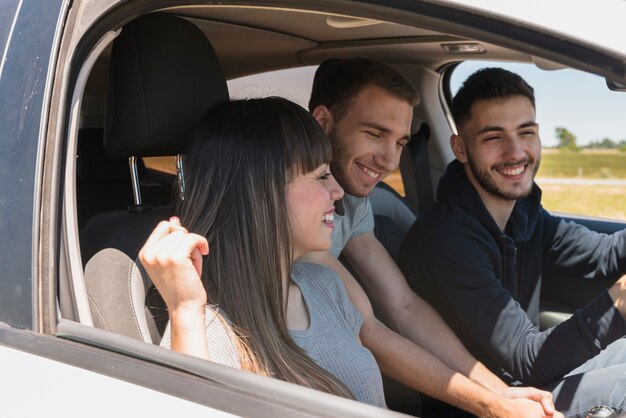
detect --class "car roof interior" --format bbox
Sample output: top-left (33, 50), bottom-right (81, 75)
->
top-left (81, 4), bottom-right (545, 129)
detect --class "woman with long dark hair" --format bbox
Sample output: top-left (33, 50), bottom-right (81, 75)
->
top-left (140, 97), bottom-right (382, 404)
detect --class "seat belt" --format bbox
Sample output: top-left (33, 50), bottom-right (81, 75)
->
top-left (408, 122), bottom-right (434, 215)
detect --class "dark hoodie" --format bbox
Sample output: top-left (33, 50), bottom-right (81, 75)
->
top-left (399, 160), bottom-right (626, 387)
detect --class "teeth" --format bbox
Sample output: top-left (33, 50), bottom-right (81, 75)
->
top-left (322, 213), bottom-right (334, 223)
top-left (359, 164), bottom-right (380, 179)
top-left (500, 166), bottom-right (524, 176)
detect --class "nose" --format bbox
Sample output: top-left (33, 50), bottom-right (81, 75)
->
top-left (328, 175), bottom-right (344, 202)
top-left (373, 139), bottom-right (401, 171)
top-left (502, 134), bottom-right (526, 161)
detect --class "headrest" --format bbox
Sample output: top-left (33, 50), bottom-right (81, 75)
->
top-left (77, 128), bottom-right (144, 183)
top-left (104, 13), bottom-right (228, 157)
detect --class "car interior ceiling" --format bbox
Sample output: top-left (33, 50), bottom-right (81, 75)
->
top-left (70, 5), bottom-right (562, 416)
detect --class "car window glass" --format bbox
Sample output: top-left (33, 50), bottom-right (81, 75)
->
top-left (228, 66), bottom-right (317, 108)
top-left (450, 61), bottom-right (626, 221)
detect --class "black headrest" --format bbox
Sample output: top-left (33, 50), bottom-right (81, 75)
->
top-left (77, 128), bottom-right (144, 183)
top-left (104, 13), bottom-right (228, 158)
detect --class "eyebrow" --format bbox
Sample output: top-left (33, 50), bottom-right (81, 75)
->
top-left (477, 121), bottom-right (538, 135)
top-left (519, 121), bottom-right (539, 129)
top-left (360, 121), bottom-right (411, 141)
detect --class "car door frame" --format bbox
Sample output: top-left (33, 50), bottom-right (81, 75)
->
top-left (33, 0), bottom-right (626, 413)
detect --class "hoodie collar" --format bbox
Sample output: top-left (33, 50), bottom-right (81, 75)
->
top-left (437, 160), bottom-right (542, 243)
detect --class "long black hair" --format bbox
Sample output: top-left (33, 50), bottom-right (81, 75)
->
top-left (177, 97), bottom-right (352, 398)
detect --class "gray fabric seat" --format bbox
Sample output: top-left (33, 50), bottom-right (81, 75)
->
top-left (84, 248), bottom-right (158, 342)
top-left (370, 182), bottom-right (417, 261)
top-left (80, 13), bottom-right (229, 343)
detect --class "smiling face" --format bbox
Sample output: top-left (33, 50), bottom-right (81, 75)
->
top-left (321, 85), bottom-right (413, 197)
top-left (452, 95), bottom-right (541, 204)
top-left (286, 164), bottom-right (344, 259)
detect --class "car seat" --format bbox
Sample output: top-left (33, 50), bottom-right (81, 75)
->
top-left (370, 182), bottom-right (417, 261)
top-left (79, 12), bottom-right (228, 343)
top-left (75, 128), bottom-right (138, 229)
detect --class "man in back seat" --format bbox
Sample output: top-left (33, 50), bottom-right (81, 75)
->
top-left (300, 58), bottom-right (559, 416)
top-left (399, 67), bottom-right (626, 416)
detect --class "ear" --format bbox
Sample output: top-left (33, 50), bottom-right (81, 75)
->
top-left (311, 105), bottom-right (334, 135)
top-left (450, 134), bottom-right (468, 163)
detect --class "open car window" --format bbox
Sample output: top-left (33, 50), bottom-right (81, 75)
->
top-left (3, 0), bottom-right (623, 416)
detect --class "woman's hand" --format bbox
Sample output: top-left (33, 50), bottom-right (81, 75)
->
top-left (500, 386), bottom-right (562, 418)
top-left (139, 217), bottom-right (211, 358)
top-left (139, 217), bottom-right (209, 314)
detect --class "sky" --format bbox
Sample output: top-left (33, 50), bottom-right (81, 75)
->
top-left (229, 62), bottom-right (626, 148)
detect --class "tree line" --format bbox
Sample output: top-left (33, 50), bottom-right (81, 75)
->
top-left (555, 127), bottom-right (626, 151)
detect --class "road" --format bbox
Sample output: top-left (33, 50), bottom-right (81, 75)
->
top-left (536, 177), bottom-right (626, 186)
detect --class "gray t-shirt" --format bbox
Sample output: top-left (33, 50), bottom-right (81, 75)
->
top-left (290, 261), bottom-right (385, 408)
top-left (330, 194), bottom-right (375, 256)
top-left (160, 305), bottom-right (241, 368)
top-left (159, 258), bottom-right (385, 407)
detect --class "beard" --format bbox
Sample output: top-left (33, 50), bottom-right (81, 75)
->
top-left (467, 152), bottom-right (540, 201)
top-left (328, 126), bottom-right (369, 197)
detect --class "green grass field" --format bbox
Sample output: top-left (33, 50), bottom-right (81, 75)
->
top-left (537, 149), bottom-right (626, 220)
top-left (538, 149), bottom-right (626, 179)
top-left (538, 182), bottom-right (626, 220)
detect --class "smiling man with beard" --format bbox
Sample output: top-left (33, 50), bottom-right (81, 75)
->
top-left (399, 67), bottom-right (626, 415)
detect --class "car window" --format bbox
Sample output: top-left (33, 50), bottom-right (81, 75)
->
top-left (228, 66), bottom-right (317, 108)
top-left (449, 61), bottom-right (626, 221)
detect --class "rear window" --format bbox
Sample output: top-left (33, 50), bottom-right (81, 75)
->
top-left (228, 66), bottom-right (318, 108)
